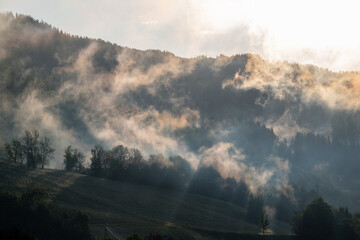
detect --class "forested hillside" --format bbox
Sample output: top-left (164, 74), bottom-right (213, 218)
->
top-left (1, 11), bottom-right (360, 231)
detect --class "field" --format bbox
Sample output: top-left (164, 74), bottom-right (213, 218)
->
top-left (0, 159), bottom-right (292, 239)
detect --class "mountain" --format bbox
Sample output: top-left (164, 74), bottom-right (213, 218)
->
top-left (0, 11), bottom-right (359, 215)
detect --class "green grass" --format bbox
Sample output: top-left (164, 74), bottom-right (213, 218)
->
top-left (0, 160), bottom-right (292, 239)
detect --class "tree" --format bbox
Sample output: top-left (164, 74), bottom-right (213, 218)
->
top-left (110, 145), bottom-right (129, 169)
top-left (72, 148), bottom-right (85, 170)
top-left (4, 139), bottom-right (23, 164)
top-left (39, 137), bottom-right (54, 169)
top-left (63, 146), bottom-right (74, 170)
top-left (4, 131), bottom-right (55, 168)
top-left (334, 207), bottom-right (359, 240)
top-left (22, 129), bottom-right (55, 168)
top-left (107, 145), bottom-right (129, 179)
top-left (292, 197), bottom-right (334, 240)
top-left (129, 148), bottom-right (144, 168)
top-left (12, 139), bottom-right (24, 164)
top-left (90, 145), bottom-right (105, 176)
top-left (23, 129), bottom-right (40, 168)
top-left (63, 146), bottom-right (86, 171)
top-left (4, 142), bottom-right (15, 162)
top-left (354, 212), bottom-right (360, 236)
top-left (260, 213), bottom-right (270, 239)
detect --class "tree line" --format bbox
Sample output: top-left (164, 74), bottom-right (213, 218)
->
top-left (292, 197), bottom-right (360, 240)
top-left (4, 130), bottom-right (360, 240)
top-left (4, 129), bottom-right (54, 169)
top-left (3, 129), bottom-right (323, 228)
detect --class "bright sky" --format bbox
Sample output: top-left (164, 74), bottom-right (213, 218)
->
top-left (1, 0), bottom-right (360, 71)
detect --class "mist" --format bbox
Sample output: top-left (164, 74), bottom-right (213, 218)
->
top-left (1, 12), bottom-right (360, 211)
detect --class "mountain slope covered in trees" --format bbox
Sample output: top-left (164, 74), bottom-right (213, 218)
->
top-left (0, 11), bottom-right (360, 224)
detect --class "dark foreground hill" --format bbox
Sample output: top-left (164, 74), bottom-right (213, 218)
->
top-left (0, 160), bottom-right (292, 239)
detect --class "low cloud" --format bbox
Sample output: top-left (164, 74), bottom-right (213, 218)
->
top-left (2, 14), bottom-right (360, 199)
top-left (12, 91), bottom-right (89, 168)
top-left (222, 54), bottom-right (360, 138)
top-left (199, 142), bottom-right (290, 194)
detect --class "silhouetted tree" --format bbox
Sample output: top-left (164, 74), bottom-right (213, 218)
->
top-left (4, 139), bottom-right (23, 164)
top-left (334, 207), bottom-right (359, 240)
top-left (5, 131), bottom-right (55, 168)
top-left (12, 139), bottom-right (24, 164)
top-left (90, 145), bottom-right (105, 176)
top-left (106, 145), bottom-right (129, 179)
top-left (292, 197), bottom-right (334, 240)
top-left (129, 148), bottom-right (144, 167)
top-left (4, 142), bottom-right (15, 162)
top-left (260, 213), bottom-right (270, 239)
top-left (63, 146), bottom-right (85, 171)
top-left (23, 129), bottom-right (40, 168)
top-left (63, 146), bottom-right (73, 170)
top-left (39, 137), bottom-right (54, 169)
top-left (354, 212), bottom-right (360, 235)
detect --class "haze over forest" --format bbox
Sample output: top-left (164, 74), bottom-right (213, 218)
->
top-left (0, 11), bottom-right (360, 214)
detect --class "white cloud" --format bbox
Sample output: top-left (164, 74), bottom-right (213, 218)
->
top-left (141, 20), bottom-right (158, 25)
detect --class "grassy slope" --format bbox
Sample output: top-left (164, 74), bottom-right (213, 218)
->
top-left (0, 160), bottom-right (291, 239)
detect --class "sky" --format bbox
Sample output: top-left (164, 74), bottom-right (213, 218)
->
top-left (1, 0), bottom-right (360, 71)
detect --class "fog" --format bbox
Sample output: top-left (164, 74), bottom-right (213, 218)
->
top-left (1, 13), bottom-right (359, 210)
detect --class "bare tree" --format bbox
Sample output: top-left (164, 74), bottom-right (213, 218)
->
top-left (260, 213), bottom-right (270, 239)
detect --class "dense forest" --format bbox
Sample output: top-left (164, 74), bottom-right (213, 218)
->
top-left (1, 12), bottom-right (360, 239)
